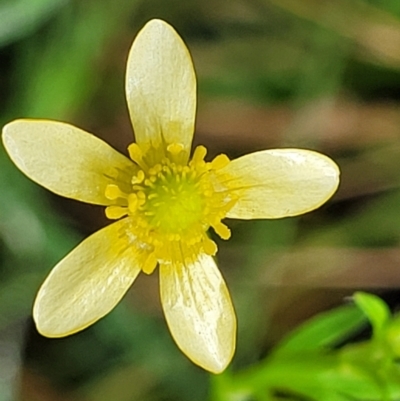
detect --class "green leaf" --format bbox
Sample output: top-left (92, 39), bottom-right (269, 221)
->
top-left (353, 292), bottom-right (390, 338)
top-left (386, 315), bottom-right (400, 356)
top-left (273, 304), bottom-right (367, 355)
top-left (327, 361), bottom-right (384, 400)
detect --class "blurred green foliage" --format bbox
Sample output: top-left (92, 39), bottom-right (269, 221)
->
top-left (212, 293), bottom-right (400, 401)
top-left (1, 0), bottom-right (400, 400)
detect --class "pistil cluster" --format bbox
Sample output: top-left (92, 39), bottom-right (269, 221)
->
top-left (104, 142), bottom-right (237, 273)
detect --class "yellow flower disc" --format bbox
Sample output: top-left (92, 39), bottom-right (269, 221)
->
top-left (104, 143), bottom-right (235, 273)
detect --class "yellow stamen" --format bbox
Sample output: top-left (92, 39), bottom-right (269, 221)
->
top-left (128, 143), bottom-right (148, 170)
top-left (211, 154), bottom-right (230, 170)
top-left (105, 184), bottom-right (126, 200)
top-left (167, 143), bottom-right (184, 155)
top-left (191, 145), bottom-right (207, 166)
top-left (203, 237), bottom-right (218, 255)
top-left (132, 170), bottom-right (145, 184)
top-left (104, 142), bottom-right (237, 268)
top-left (212, 222), bottom-right (231, 240)
top-left (105, 206), bottom-right (128, 220)
top-left (128, 193), bottom-right (139, 213)
top-left (142, 252), bottom-right (158, 274)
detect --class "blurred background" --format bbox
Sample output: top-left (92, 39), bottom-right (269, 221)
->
top-left (1, 0), bottom-right (400, 400)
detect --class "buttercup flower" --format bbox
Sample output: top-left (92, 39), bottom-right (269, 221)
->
top-left (2, 19), bottom-right (339, 373)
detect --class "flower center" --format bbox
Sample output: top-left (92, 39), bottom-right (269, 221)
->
top-left (145, 167), bottom-right (203, 234)
top-left (104, 143), bottom-right (236, 274)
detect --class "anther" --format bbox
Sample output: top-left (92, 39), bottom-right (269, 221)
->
top-left (213, 221), bottom-right (231, 240)
top-left (105, 184), bottom-right (125, 200)
top-left (105, 206), bottom-right (128, 220)
top-left (203, 237), bottom-right (218, 255)
top-left (128, 143), bottom-right (142, 162)
top-left (142, 252), bottom-right (158, 275)
top-left (167, 143), bottom-right (184, 155)
top-left (211, 154), bottom-right (230, 170)
top-left (191, 146), bottom-right (207, 165)
top-left (128, 193), bottom-right (138, 214)
top-left (132, 170), bottom-right (145, 185)
top-left (128, 143), bottom-right (148, 170)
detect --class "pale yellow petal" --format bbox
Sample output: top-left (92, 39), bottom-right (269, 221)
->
top-left (217, 149), bottom-right (340, 219)
top-left (126, 19), bottom-right (196, 157)
top-left (160, 253), bottom-right (236, 373)
top-left (33, 218), bottom-right (144, 337)
top-left (2, 119), bottom-right (135, 205)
